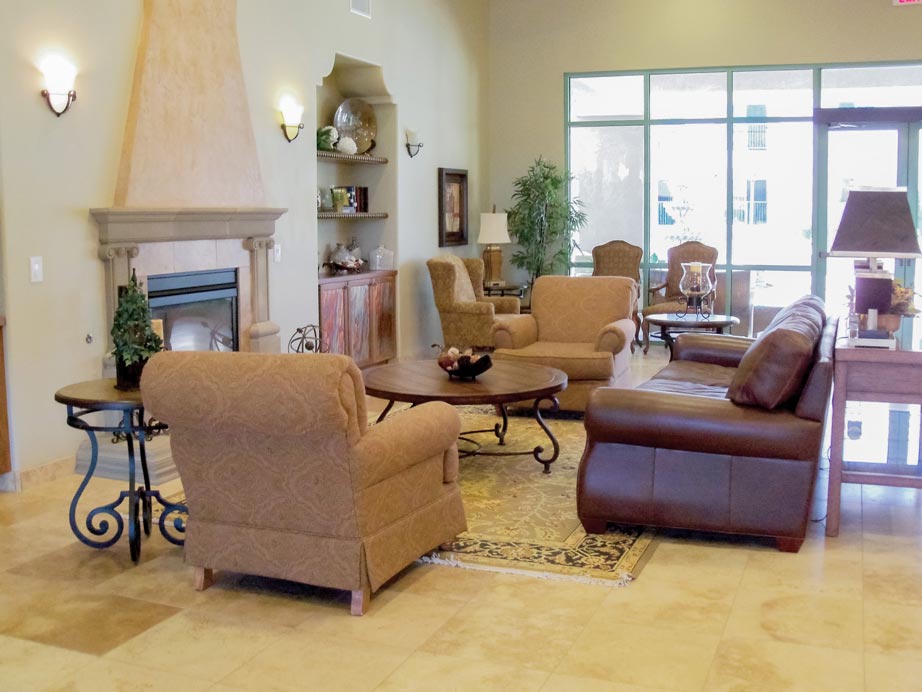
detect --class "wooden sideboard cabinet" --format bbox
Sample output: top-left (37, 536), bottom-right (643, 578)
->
top-left (319, 270), bottom-right (396, 368)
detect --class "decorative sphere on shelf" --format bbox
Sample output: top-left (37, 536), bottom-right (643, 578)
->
top-left (335, 136), bottom-right (358, 155)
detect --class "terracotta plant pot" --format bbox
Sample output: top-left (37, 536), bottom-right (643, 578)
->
top-left (876, 313), bottom-right (902, 335)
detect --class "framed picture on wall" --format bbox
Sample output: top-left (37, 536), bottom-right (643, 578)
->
top-left (438, 168), bottom-right (468, 247)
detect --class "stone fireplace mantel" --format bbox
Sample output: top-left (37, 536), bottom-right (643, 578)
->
top-left (91, 206), bottom-right (287, 354)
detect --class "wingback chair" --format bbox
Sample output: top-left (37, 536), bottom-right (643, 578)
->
top-left (592, 240), bottom-right (643, 349)
top-left (491, 275), bottom-right (637, 412)
top-left (427, 255), bottom-right (523, 350)
top-left (641, 240), bottom-right (718, 353)
top-left (141, 350), bottom-right (467, 615)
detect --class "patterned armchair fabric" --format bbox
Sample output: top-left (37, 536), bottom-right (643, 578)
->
top-left (592, 240), bottom-right (643, 348)
top-left (491, 275), bottom-right (637, 412)
top-left (427, 255), bottom-right (522, 350)
top-left (641, 241), bottom-right (719, 352)
top-left (141, 351), bottom-right (467, 615)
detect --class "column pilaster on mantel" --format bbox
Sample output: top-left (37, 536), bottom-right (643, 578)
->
top-left (98, 243), bottom-right (141, 351)
top-left (243, 237), bottom-right (279, 353)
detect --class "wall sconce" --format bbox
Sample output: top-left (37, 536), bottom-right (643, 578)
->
top-left (279, 95), bottom-right (304, 143)
top-left (405, 129), bottom-right (423, 158)
top-left (39, 55), bottom-right (77, 117)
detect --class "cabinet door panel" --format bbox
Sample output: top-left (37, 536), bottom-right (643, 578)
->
top-left (319, 284), bottom-right (347, 355)
top-left (372, 278), bottom-right (396, 362)
top-left (348, 283), bottom-right (372, 366)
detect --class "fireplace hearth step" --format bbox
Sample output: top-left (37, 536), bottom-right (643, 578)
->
top-left (75, 433), bottom-right (177, 485)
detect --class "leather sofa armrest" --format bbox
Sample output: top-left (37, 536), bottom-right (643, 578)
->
top-left (355, 401), bottom-right (461, 488)
top-left (448, 301), bottom-right (494, 316)
top-left (492, 314), bottom-right (538, 349)
top-left (482, 296), bottom-right (521, 314)
top-left (671, 332), bottom-right (754, 367)
top-left (596, 317), bottom-right (634, 354)
top-left (585, 388), bottom-right (822, 461)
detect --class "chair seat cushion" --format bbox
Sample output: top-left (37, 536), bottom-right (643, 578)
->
top-left (494, 342), bottom-right (613, 380)
top-left (639, 360), bottom-right (737, 400)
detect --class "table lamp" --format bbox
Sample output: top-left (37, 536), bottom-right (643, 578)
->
top-left (829, 188), bottom-right (921, 323)
top-left (479, 209), bottom-right (510, 287)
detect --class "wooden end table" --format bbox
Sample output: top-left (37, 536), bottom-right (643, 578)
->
top-left (54, 378), bottom-right (187, 562)
top-left (362, 360), bottom-right (567, 473)
top-left (643, 312), bottom-right (740, 354)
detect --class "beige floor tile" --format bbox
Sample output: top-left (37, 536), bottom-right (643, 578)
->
top-left (0, 633), bottom-right (95, 690)
top-left (864, 651), bottom-right (922, 692)
top-left (376, 651), bottom-right (549, 692)
top-left (104, 609), bottom-right (281, 682)
top-left (540, 674), bottom-right (674, 692)
top-left (704, 636), bottom-right (863, 691)
top-left (632, 538), bottom-right (751, 587)
top-left (862, 560), bottom-right (922, 608)
top-left (557, 620), bottom-right (719, 691)
top-left (864, 600), bottom-right (922, 657)
top-left (44, 658), bottom-right (213, 692)
top-left (93, 550), bottom-right (219, 608)
top-left (738, 548), bottom-right (863, 597)
top-left (217, 632), bottom-right (412, 692)
top-left (385, 561), bottom-right (497, 603)
top-left (723, 587), bottom-right (863, 651)
top-left (472, 572), bottom-right (608, 617)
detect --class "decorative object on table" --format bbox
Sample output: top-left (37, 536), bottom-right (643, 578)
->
top-left (278, 94), bottom-right (304, 142)
top-left (288, 324), bottom-right (326, 354)
top-left (478, 206), bottom-right (510, 287)
top-left (354, 186), bottom-right (369, 213)
top-left (506, 157), bottom-right (587, 289)
top-left (335, 135), bottom-right (358, 155)
top-left (829, 187), bottom-right (922, 323)
top-left (333, 97), bottom-right (377, 154)
top-left (347, 236), bottom-right (362, 261)
top-left (369, 244), bottom-right (394, 270)
top-left (323, 243), bottom-right (364, 274)
top-left (405, 128), bottom-right (423, 158)
top-left (331, 186), bottom-right (356, 213)
top-left (434, 345), bottom-right (492, 380)
top-left (677, 261), bottom-right (714, 319)
top-left (438, 167), bottom-right (469, 247)
top-left (111, 269), bottom-right (163, 390)
top-left (316, 125), bottom-right (339, 151)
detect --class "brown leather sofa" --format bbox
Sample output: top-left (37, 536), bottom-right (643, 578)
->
top-left (578, 296), bottom-right (836, 552)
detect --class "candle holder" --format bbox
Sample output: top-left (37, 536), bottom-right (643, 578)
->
top-left (677, 262), bottom-right (714, 319)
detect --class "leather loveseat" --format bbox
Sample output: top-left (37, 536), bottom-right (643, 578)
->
top-left (577, 296), bottom-right (836, 552)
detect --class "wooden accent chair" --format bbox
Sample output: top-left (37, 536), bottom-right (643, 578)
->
top-left (641, 241), bottom-right (718, 353)
top-left (591, 240), bottom-right (643, 350)
top-left (427, 255), bottom-right (523, 350)
top-left (491, 275), bottom-right (637, 412)
top-left (141, 350), bottom-right (467, 615)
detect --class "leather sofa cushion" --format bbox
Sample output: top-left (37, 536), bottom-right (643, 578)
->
top-left (727, 307), bottom-right (823, 409)
top-left (494, 342), bottom-right (613, 380)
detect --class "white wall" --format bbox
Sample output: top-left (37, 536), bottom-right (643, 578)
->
top-left (0, 0), bottom-right (490, 480)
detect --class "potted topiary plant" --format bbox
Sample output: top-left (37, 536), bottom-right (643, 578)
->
top-left (507, 157), bottom-right (587, 291)
top-left (111, 269), bottom-right (163, 390)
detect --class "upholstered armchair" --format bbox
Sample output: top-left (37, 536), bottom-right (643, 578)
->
top-left (592, 240), bottom-right (643, 349)
top-left (427, 255), bottom-right (523, 350)
top-left (491, 275), bottom-right (637, 412)
top-left (141, 351), bottom-right (467, 615)
top-left (641, 241), bottom-right (718, 352)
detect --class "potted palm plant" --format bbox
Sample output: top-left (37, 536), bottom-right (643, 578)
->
top-left (507, 157), bottom-right (587, 291)
top-left (111, 269), bottom-right (163, 390)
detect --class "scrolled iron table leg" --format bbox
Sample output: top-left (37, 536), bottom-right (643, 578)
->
top-left (531, 395), bottom-right (561, 473)
top-left (68, 415), bottom-right (126, 549)
top-left (493, 404), bottom-right (508, 445)
top-left (123, 411), bottom-right (142, 563)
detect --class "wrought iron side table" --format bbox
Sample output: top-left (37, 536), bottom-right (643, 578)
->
top-left (54, 378), bottom-right (186, 562)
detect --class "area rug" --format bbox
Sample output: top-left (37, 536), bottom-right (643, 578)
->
top-left (419, 405), bottom-right (655, 586)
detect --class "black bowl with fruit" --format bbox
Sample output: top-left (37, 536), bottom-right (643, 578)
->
top-left (437, 348), bottom-right (492, 380)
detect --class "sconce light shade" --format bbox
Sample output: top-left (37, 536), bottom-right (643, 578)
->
top-left (405, 128), bottom-right (423, 158)
top-left (279, 95), bottom-right (305, 143)
top-left (39, 54), bottom-right (77, 117)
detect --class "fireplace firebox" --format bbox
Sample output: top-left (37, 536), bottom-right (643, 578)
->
top-left (148, 269), bottom-right (238, 352)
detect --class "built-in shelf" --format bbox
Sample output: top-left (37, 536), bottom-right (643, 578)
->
top-left (317, 150), bottom-right (388, 165)
top-left (317, 211), bottom-right (389, 220)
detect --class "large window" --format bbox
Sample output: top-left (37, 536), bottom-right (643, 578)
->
top-left (567, 62), bottom-right (922, 339)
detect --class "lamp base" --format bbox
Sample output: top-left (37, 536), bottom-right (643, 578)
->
top-left (482, 245), bottom-right (504, 286)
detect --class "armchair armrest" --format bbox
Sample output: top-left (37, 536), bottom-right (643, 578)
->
top-left (492, 314), bottom-right (538, 349)
top-left (596, 317), bottom-right (634, 354)
top-left (448, 301), bottom-right (494, 316)
top-left (482, 296), bottom-right (521, 314)
top-left (647, 282), bottom-right (667, 297)
top-left (671, 332), bottom-right (754, 367)
top-left (585, 388), bottom-right (821, 461)
top-left (355, 401), bottom-right (461, 488)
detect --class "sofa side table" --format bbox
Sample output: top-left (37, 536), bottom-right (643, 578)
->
top-left (826, 330), bottom-right (922, 536)
top-left (54, 378), bottom-right (187, 561)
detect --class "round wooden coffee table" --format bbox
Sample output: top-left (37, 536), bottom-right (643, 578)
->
top-left (362, 360), bottom-right (567, 473)
top-left (643, 312), bottom-right (741, 353)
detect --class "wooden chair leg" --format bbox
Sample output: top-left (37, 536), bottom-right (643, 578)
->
top-left (351, 584), bottom-right (371, 616)
top-left (193, 566), bottom-right (214, 591)
top-left (642, 320), bottom-right (651, 354)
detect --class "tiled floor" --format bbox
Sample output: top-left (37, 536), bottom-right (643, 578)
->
top-left (2, 346), bottom-right (921, 691)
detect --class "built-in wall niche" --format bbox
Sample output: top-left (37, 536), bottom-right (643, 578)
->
top-left (316, 54), bottom-right (397, 272)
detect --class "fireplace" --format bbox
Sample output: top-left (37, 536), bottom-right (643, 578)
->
top-left (149, 269), bottom-right (239, 352)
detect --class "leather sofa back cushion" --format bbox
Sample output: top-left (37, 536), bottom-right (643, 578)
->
top-left (726, 307), bottom-right (823, 409)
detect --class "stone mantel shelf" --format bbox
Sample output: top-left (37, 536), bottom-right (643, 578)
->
top-left (91, 207), bottom-right (287, 244)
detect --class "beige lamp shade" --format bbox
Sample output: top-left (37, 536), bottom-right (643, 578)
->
top-left (478, 213), bottom-right (510, 286)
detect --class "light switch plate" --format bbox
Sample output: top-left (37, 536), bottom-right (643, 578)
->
top-left (30, 256), bottom-right (43, 282)
top-left (273, 244), bottom-right (282, 263)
